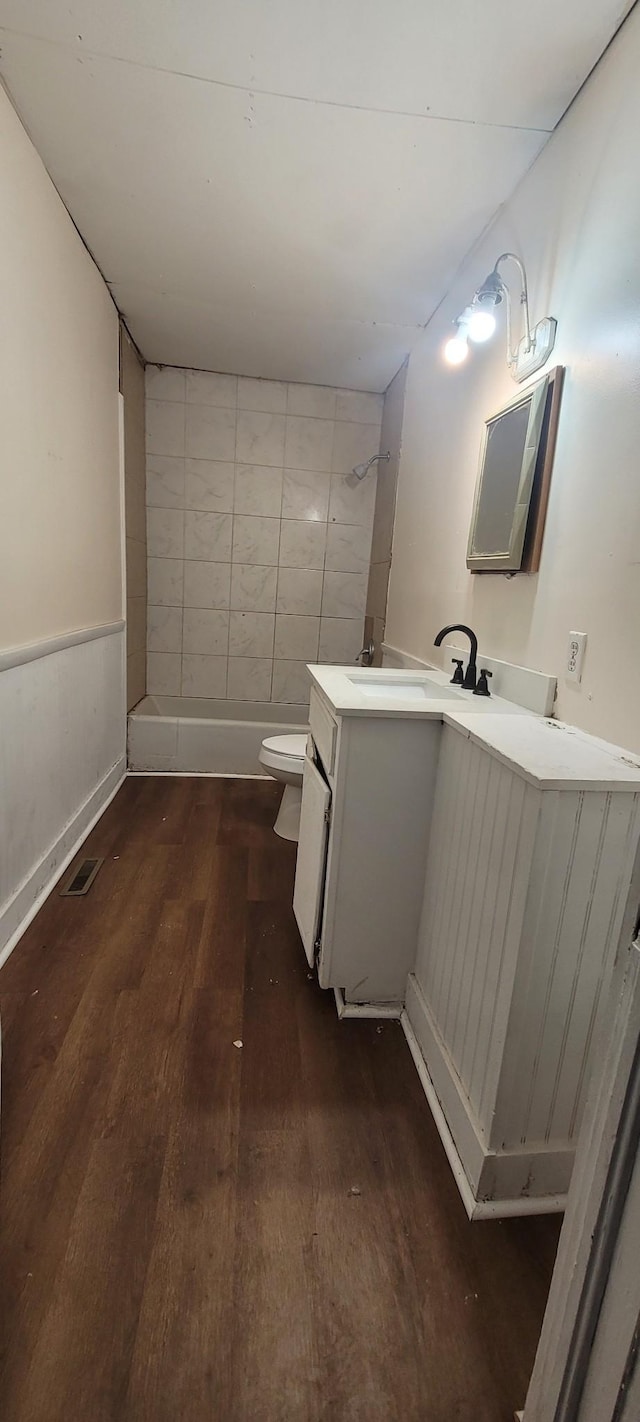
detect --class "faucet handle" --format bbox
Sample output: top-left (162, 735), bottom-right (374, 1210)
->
top-left (473, 668), bottom-right (493, 697)
top-left (450, 658), bottom-right (464, 685)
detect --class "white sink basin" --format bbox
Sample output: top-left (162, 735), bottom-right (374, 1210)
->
top-left (347, 675), bottom-right (463, 702)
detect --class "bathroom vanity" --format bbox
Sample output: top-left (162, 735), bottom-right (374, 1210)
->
top-left (294, 678), bottom-right (440, 1008)
top-left (294, 667), bottom-right (523, 1010)
top-left (293, 664), bottom-right (640, 1216)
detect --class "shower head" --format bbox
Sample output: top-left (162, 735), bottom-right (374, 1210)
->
top-left (352, 451), bottom-right (391, 480)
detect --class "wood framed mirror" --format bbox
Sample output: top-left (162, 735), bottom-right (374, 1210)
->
top-left (467, 365), bottom-right (564, 573)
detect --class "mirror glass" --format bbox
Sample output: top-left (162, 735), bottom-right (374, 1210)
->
top-left (472, 402), bottom-right (532, 555)
top-left (467, 371), bottom-right (552, 572)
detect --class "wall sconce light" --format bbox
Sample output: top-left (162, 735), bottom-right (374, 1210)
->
top-left (442, 253), bottom-right (556, 382)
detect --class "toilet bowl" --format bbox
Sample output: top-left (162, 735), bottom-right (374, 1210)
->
top-left (258, 733), bottom-right (307, 841)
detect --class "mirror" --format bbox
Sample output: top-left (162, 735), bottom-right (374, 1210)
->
top-left (467, 366), bottom-right (563, 572)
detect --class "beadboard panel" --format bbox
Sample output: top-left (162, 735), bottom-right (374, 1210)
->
top-left (0, 628), bottom-right (126, 963)
top-left (415, 725), bottom-right (539, 1131)
top-left (412, 721), bottom-right (640, 1211)
top-left (497, 787), bottom-right (640, 1150)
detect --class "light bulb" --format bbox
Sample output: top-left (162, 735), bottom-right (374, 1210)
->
top-left (467, 307), bottom-right (497, 343)
top-left (443, 334), bottom-right (469, 366)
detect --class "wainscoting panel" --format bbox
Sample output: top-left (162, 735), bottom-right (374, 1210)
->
top-left (0, 626), bottom-right (126, 964)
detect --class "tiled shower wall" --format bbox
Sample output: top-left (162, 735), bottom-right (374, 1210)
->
top-left (145, 367), bottom-right (383, 704)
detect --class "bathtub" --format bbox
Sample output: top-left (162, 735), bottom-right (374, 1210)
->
top-left (128, 695), bottom-right (308, 775)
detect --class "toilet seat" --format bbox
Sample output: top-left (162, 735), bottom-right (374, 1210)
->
top-left (259, 733), bottom-right (306, 777)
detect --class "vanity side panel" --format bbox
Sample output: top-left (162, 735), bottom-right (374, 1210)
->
top-left (495, 789), bottom-right (640, 1153)
top-left (414, 724), bottom-right (539, 1129)
top-left (318, 715), bottom-right (440, 1003)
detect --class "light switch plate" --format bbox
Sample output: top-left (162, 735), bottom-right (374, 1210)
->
top-left (566, 631), bottom-right (587, 683)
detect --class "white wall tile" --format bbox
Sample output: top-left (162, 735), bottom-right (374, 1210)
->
top-left (232, 515), bottom-right (280, 566)
top-left (234, 464), bottom-right (283, 517)
top-left (284, 415), bottom-right (334, 471)
top-left (185, 459), bottom-right (235, 513)
top-left (230, 564), bottom-right (278, 612)
top-left (325, 522), bottom-right (372, 573)
top-left (147, 507), bottom-right (184, 558)
top-left (146, 455), bottom-right (185, 508)
top-left (318, 617), bottom-right (364, 663)
top-left (146, 399), bottom-right (185, 457)
top-left (238, 377), bottom-right (287, 413)
top-left (229, 610), bottom-right (275, 658)
top-left (287, 383), bottom-right (336, 419)
top-left (328, 469), bottom-right (377, 527)
top-left (147, 605), bottom-right (183, 653)
top-left (186, 370), bottom-right (237, 407)
top-left (145, 368), bottom-right (378, 708)
top-left (322, 571), bottom-right (368, 619)
top-left (147, 557), bottom-right (184, 607)
top-left (146, 365), bottom-right (186, 402)
top-left (186, 404), bottom-right (236, 461)
top-left (335, 390), bottom-right (384, 424)
top-left (183, 560), bottom-right (231, 610)
top-left (227, 657), bottom-right (272, 701)
top-left (235, 410), bottom-right (286, 466)
top-left (274, 615), bottom-right (320, 661)
top-left (331, 421), bottom-right (381, 475)
top-left (271, 661), bottom-right (312, 705)
top-left (279, 520), bottom-right (326, 570)
top-left (277, 567), bottom-right (323, 615)
top-left (184, 510), bottom-right (233, 562)
top-left (282, 468), bottom-right (331, 522)
top-left (183, 607), bottom-right (229, 655)
top-left (181, 654), bottom-right (228, 698)
top-left (147, 652), bottom-right (181, 695)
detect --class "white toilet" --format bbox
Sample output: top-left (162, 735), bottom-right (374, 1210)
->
top-left (258, 733), bottom-right (307, 840)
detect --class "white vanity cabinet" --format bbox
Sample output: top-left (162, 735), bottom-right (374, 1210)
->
top-left (293, 686), bottom-right (441, 1008)
top-left (405, 714), bottom-right (640, 1217)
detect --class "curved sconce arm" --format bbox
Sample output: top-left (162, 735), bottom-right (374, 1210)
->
top-left (444, 250), bottom-right (556, 380)
top-left (490, 253), bottom-right (533, 363)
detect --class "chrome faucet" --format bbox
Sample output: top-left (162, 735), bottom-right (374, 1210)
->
top-left (357, 639), bottom-right (375, 667)
top-left (434, 624), bottom-right (478, 691)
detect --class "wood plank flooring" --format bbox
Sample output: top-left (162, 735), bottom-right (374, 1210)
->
top-left (0, 776), bottom-right (561, 1421)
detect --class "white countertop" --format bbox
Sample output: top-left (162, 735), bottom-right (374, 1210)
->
top-left (307, 664), bottom-right (527, 719)
top-left (445, 712), bottom-right (640, 791)
top-left (308, 665), bottom-right (640, 792)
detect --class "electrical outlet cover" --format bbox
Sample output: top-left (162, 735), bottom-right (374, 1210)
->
top-left (566, 631), bottom-right (587, 683)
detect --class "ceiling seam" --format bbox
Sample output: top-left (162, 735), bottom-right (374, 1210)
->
top-left (0, 25), bottom-right (553, 135)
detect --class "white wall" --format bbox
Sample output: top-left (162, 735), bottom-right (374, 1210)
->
top-left (145, 367), bottom-right (382, 705)
top-left (121, 325), bottom-right (147, 709)
top-left (0, 86), bottom-right (125, 963)
top-left (385, 7), bottom-right (640, 755)
top-left (366, 361), bottom-right (408, 658)
top-left (0, 84), bottom-right (121, 650)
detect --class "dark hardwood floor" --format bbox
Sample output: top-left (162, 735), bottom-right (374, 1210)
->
top-left (0, 776), bottom-right (560, 1421)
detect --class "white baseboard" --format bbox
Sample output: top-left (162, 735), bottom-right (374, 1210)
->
top-left (401, 1006), bottom-right (567, 1220)
top-left (127, 771), bottom-right (268, 779)
top-left (0, 757), bottom-right (126, 971)
top-left (333, 986), bottom-right (402, 1019)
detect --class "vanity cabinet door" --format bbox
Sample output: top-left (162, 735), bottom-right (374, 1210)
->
top-left (293, 752), bottom-right (331, 968)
